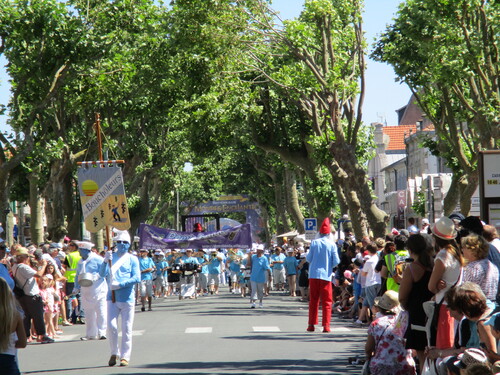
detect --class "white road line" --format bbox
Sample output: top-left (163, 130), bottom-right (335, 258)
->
top-left (118, 330), bottom-right (145, 337)
top-left (333, 327), bottom-right (351, 332)
top-left (185, 327), bottom-right (213, 333)
top-left (253, 326), bottom-right (281, 332)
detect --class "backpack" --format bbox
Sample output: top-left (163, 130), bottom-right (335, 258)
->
top-left (387, 251), bottom-right (408, 284)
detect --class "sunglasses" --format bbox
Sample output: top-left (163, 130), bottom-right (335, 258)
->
top-left (116, 241), bottom-right (128, 244)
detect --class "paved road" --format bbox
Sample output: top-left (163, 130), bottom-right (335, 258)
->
top-left (18, 289), bottom-right (366, 375)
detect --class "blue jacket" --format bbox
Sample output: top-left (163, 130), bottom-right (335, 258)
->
top-left (99, 253), bottom-right (141, 303)
top-left (306, 236), bottom-right (340, 281)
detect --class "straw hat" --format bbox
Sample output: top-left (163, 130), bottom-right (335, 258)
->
top-left (373, 290), bottom-right (399, 312)
top-left (432, 216), bottom-right (457, 240)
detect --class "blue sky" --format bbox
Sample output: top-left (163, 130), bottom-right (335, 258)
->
top-left (0, 0), bottom-right (410, 132)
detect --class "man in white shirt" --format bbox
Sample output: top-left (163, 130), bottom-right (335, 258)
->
top-left (355, 242), bottom-right (381, 325)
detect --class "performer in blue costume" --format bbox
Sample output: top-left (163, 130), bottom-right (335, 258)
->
top-left (99, 230), bottom-right (140, 367)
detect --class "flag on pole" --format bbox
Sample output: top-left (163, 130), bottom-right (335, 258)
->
top-left (77, 162), bottom-right (130, 232)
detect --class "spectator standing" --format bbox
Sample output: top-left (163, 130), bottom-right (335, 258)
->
top-left (0, 277), bottom-right (27, 375)
top-left (270, 247), bottom-right (286, 291)
top-left (12, 248), bottom-right (53, 344)
top-left (306, 218), bottom-right (340, 333)
top-left (398, 233), bottom-right (434, 367)
top-left (356, 242), bottom-right (381, 325)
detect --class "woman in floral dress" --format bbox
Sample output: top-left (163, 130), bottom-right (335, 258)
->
top-left (365, 290), bottom-right (416, 375)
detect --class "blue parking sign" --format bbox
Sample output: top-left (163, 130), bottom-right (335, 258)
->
top-left (304, 218), bottom-right (317, 232)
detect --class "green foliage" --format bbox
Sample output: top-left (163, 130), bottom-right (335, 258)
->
top-left (412, 189), bottom-right (426, 217)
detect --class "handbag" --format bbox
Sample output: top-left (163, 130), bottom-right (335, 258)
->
top-left (13, 268), bottom-right (28, 298)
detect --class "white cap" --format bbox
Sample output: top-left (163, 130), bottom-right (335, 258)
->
top-left (256, 244), bottom-right (264, 251)
top-left (114, 230), bottom-right (131, 243)
top-left (76, 241), bottom-right (94, 251)
top-left (422, 218), bottom-right (430, 225)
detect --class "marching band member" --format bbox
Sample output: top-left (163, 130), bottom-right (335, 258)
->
top-left (248, 245), bottom-right (271, 308)
top-left (99, 230), bottom-right (140, 367)
top-left (270, 247), bottom-right (286, 291)
top-left (73, 241), bottom-right (107, 341)
top-left (226, 248), bottom-right (244, 294)
top-left (195, 250), bottom-right (209, 296)
top-left (207, 249), bottom-right (223, 295)
top-left (153, 250), bottom-right (168, 298)
top-left (179, 249), bottom-right (199, 300)
top-left (138, 249), bottom-right (155, 312)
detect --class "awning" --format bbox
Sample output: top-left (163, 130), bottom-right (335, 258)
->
top-left (276, 230), bottom-right (299, 238)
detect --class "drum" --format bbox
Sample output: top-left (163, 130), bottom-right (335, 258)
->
top-left (171, 264), bottom-right (183, 274)
top-left (167, 272), bottom-right (181, 283)
top-left (183, 263), bottom-right (196, 276)
top-left (78, 272), bottom-right (94, 287)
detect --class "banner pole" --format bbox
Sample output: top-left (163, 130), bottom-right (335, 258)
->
top-left (95, 113), bottom-right (116, 303)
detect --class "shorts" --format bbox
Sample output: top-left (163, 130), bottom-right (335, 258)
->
top-left (363, 284), bottom-right (381, 308)
top-left (230, 270), bottom-right (240, 283)
top-left (272, 268), bottom-right (286, 284)
top-left (198, 273), bottom-right (208, 290)
top-left (140, 279), bottom-right (153, 297)
top-left (154, 275), bottom-right (166, 289)
top-left (208, 274), bottom-right (220, 286)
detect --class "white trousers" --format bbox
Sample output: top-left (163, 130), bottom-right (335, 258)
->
top-left (81, 295), bottom-right (107, 338)
top-left (107, 301), bottom-right (135, 361)
top-left (250, 281), bottom-right (265, 302)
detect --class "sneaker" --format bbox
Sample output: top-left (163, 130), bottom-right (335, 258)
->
top-left (148, 307), bottom-right (152, 311)
top-left (141, 306), bottom-right (146, 312)
top-left (323, 326), bottom-right (331, 333)
top-left (120, 359), bottom-right (129, 367)
top-left (258, 302), bottom-right (263, 308)
top-left (40, 336), bottom-right (54, 344)
top-left (251, 302), bottom-right (256, 308)
top-left (80, 337), bottom-right (88, 341)
top-left (100, 336), bottom-right (107, 340)
top-left (306, 325), bottom-right (315, 332)
top-left (108, 355), bottom-right (119, 367)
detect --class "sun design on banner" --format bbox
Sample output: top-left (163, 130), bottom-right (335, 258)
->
top-left (82, 180), bottom-right (99, 196)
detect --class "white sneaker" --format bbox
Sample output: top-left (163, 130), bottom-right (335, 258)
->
top-left (259, 302), bottom-right (263, 308)
top-left (251, 302), bottom-right (256, 308)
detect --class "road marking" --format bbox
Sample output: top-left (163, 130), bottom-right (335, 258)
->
top-left (253, 326), bottom-right (281, 332)
top-left (118, 330), bottom-right (145, 337)
top-left (333, 327), bottom-right (351, 332)
top-left (57, 334), bottom-right (80, 341)
top-left (185, 327), bottom-right (213, 333)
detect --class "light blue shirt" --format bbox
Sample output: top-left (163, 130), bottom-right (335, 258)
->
top-left (155, 260), bottom-right (168, 277)
top-left (250, 254), bottom-right (270, 283)
top-left (99, 253), bottom-right (141, 303)
top-left (283, 256), bottom-right (299, 275)
top-left (74, 253), bottom-right (105, 290)
top-left (0, 264), bottom-right (14, 290)
top-left (207, 257), bottom-right (222, 274)
top-left (306, 236), bottom-right (340, 281)
top-left (139, 256), bottom-right (155, 281)
top-left (270, 253), bottom-right (286, 270)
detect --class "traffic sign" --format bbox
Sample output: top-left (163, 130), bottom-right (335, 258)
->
top-left (304, 218), bottom-right (317, 240)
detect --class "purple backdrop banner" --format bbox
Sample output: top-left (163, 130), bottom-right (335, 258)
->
top-left (139, 223), bottom-right (253, 249)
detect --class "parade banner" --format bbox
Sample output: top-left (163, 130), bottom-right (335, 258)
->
top-left (139, 223), bottom-right (253, 249)
top-left (77, 163), bottom-right (130, 232)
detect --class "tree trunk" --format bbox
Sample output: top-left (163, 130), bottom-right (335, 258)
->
top-left (458, 171), bottom-right (478, 217)
top-left (28, 168), bottom-right (44, 245)
top-left (274, 179), bottom-right (291, 234)
top-left (443, 173), bottom-right (461, 216)
top-left (0, 173), bottom-right (9, 242)
top-left (284, 168), bottom-right (305, 233)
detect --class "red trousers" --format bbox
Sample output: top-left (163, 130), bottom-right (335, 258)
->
top-left (308, 278), bottom-right (333, 327)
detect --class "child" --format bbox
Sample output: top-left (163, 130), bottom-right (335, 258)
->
top-left (39, 275), bottom-right (57, 339)
top-left (283, 249), bottom-right (299, 297)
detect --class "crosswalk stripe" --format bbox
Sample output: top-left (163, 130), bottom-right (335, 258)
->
top-left (185, 327), bottom-right (213, 333)
top-left (119, 330), bottom-right (145, 337)
top-left (333, 327), bottom-right (351, 332)
top-left (252, 326), bottom-right (281, 332)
